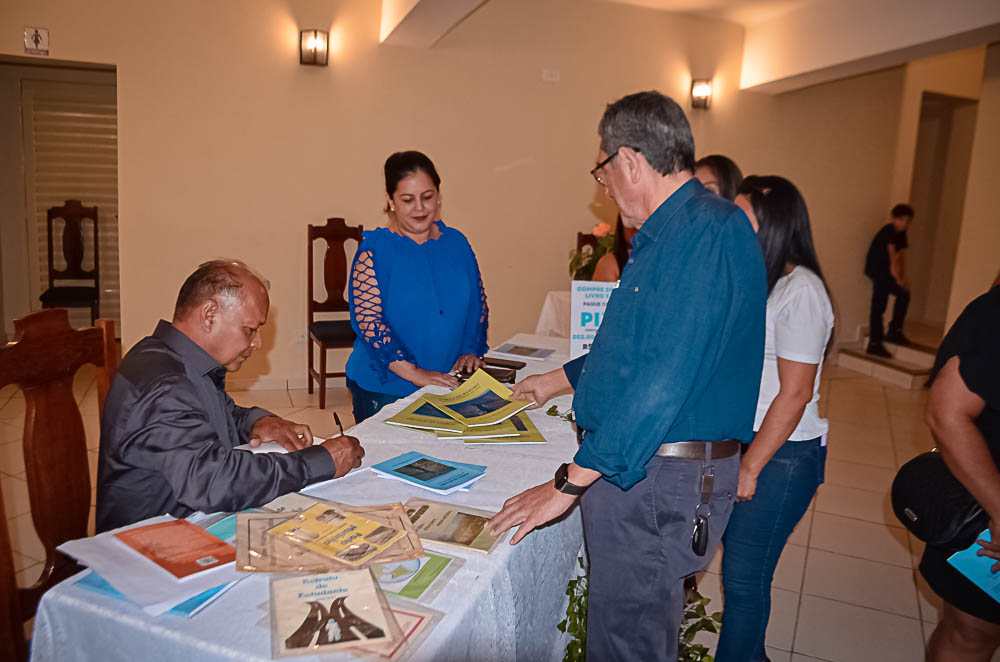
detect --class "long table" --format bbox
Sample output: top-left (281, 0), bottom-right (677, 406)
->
top-left (29, 334), bottom-right (584, 662)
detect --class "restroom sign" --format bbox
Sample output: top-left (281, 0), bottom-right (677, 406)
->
top-left (570, 280), bottom-right (617, 359)
top-left (24, 27), bottom-right (50, 56)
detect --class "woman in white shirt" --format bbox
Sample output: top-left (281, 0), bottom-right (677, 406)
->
top-left (716, 176), bottom-right (834, 662)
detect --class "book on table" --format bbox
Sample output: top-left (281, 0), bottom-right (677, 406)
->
top-left (371, 549), bottom-right (464, 603)
top-left (384, 396), bottom-right (467, 433)
top-left (443, 412), bottom-right (547, 445)
top-left (269, 569), bottom-right (402, 658)
top-left (354, 596), bottom-right (444, 661)
top-left (113, 519), bottom-right (237, 579)
top-left (371, 451), bottom-right (486, 495)
top-left (488, 343), bottom-right (555, 361)
top-left (420, 370), bottom-right (533, 427)
top-left (403, 498), bottom-right (505, 554)
top-left (267, 503), bottom-right (406, 567)
top-left (433, 415), bottom-right (523, 441)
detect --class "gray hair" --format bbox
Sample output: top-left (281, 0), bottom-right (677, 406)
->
top-left (173, 259), bottom-right (269, 319)
top-left (598, 91), bottom-right (695, 176)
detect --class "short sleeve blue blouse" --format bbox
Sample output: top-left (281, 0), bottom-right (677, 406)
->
top-left (345, 221), bottom-right (489, 397)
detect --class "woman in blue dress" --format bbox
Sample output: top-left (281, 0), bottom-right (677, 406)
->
top-left (345, 151), bottom-right (489, 423)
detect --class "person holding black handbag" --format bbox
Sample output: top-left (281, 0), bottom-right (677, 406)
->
top-left (922, 285), bottom-right (1000, 661)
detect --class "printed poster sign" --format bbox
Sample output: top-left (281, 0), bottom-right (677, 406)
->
top-left (570, 280), bottom-right (617, 359)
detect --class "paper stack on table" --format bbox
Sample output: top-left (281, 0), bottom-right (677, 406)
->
top-left (488, 342), bottom-right (555, 361)
top-left (59, 514), bottom-right (245, 615)
top-left (419, 370), bottom-right (533, 427)
top-left (438, 411), bottom-right (547, 445)
top-left (371, 451), bottom-right (486, 495)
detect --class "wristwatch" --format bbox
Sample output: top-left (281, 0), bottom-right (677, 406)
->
top-left (553, 463), bottom-right (588, 496)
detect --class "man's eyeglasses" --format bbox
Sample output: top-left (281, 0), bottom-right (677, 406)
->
top-left (590, 147), bottom-right (640, 185)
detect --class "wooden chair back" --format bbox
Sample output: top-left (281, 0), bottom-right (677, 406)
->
top-left (46, 200), bottom-right (100, 289)
top-left (0, 310), bottom-right (118, 652)
top-left (308, 217), bottom-right (363, 317)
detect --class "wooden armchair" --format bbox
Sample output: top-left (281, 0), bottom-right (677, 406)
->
top-left (0, 310), bottom-right (118, 660)
top-left (308, 217), bottom-right (363, 409)
top-left (39, 200), bottom-right (101, 324)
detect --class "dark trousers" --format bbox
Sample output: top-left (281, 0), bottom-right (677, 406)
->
top-left (869, 276), bottom-right (910, 344)
top-left (581, 453), bottom-right (738, 662)
top-left (716, 438), bottom-right (827, 661)
top-left (345, 377), bottom-right (400, 423)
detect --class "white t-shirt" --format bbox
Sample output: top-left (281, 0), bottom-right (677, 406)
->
top-left (753, 266), bottom-right (834, 440)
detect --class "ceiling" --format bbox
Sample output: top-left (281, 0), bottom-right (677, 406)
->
top-left (601, 0), bottom-right (815, 26)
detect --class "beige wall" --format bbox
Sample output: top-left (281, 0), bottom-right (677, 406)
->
top-left (0, 0), bottom-right (949, 388)
top-left (946, 43), bottom-right (1000, 329)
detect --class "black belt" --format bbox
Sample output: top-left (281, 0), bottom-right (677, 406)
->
top-left (655, 440), bottom-right (740, 460)
top-left (575, 426), bottom-right (740, 461)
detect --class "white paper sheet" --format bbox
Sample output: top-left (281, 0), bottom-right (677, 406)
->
top-left (57, 515), bottom-right (243, 616)
top-left (233, 435), bottom-right (326, 454)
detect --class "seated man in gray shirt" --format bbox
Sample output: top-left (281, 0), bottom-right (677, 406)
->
top-left (96, 260), bottom-right (364, 532)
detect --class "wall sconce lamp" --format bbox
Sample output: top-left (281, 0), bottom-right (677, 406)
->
top-left (300, 29), bottom-right (329, 66)
top-left (691, 79), bottom-right (712, 109)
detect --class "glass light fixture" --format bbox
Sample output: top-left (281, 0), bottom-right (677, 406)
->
top-left (691, 79), bottom-right (712, 109)
top-left (300, 29), bottom-right (329, 66)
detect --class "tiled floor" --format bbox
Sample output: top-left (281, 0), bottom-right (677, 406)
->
top-left (0, 361), bottom-right (982, 659)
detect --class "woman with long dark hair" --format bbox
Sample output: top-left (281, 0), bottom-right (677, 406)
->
top-left (716, 176), bottom-right (834, 661)
top-left (694, 154), bottom-right (743, 201)
top-left (592, 215), bottom-right (636, 282)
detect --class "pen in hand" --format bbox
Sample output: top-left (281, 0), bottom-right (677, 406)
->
top-left (334, 412), bottom-right (345, 437)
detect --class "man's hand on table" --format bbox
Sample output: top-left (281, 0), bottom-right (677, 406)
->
top-left (322, 435), bottom-right (365, 478)
top-left (489, 464), bottom-right (600, 544)
top-left (511, 368), bottom-right (572, 408)
top-left (250, 416), bottom-right (313, 452)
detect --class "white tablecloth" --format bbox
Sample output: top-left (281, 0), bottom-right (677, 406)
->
top-left (30, 334), bottom-right (583, 662)
top-left (534, 291), bottom-right (570, 339)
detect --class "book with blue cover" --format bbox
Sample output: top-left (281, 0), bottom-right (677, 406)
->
top-left (948, 528), bottom-right (1000, 604)
top-left (370, 452), bottom-right (486, 495)
top-left (75, 571), bottom-right (237, 617)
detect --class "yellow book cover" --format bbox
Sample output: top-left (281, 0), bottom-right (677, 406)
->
top-left (435, 415), bottom-right (521, 441)
top-left (384, 396), bottom-right (466, 433)
top-left (421, 370), bottom-right (533, 427)
top-left (268, 504), bottom-right (406, 567)
top-left (461, 412), bottom-right (546, 445)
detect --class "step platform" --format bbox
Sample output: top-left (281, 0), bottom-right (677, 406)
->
top-left (837, 338), bottom-right (936, 389)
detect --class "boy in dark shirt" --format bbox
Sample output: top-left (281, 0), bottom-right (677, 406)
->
top-left (864, 203), bottom-right (914, 356)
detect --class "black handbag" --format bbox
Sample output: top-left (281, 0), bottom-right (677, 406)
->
top-left (891, 449), bottom-right (988, 552)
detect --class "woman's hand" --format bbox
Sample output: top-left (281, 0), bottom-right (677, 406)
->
top-left (736, 462), bottom-right (760, 501)
top-left (451, 354), bottom-right (485, 375)
top-left (977, 519), bottom-right (1000, 573)
top-left (390, 361), bottom-right (459, 389)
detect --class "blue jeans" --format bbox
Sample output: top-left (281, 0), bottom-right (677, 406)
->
top-left (582, 452), bottom-right (738, 662)
top-left (345, 377), bottom-right (400, 424)
top-left (716, 437), bottom-right (826, 662)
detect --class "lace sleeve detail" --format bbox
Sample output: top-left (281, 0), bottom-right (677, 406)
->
top-left (350, 248), bottom-right (416, 379)
top-left (464, 253), bottom-right (489, 356)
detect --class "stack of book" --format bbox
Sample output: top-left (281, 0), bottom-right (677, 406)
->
top-left (385, 370), bottom-right (545, 444)
top-left (371, 452), bottom-right (487, 495)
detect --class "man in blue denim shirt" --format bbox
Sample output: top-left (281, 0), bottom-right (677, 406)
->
top-left (490, 91), bottom-right (766, 661)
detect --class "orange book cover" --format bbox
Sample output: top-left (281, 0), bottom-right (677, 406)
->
top-left (114, 519), bottom-right (236, 579)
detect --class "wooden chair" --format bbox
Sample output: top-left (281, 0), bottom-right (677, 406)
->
top-left (39, 200), bottom-right (100, 324)
top-left (576, 232), bottom-right (598, 253)
top-left (308, 217), bottom-right (363, 409)
top-left (0, 310), bottom-right (119, 659)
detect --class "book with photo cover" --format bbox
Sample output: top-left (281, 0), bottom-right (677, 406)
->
top-left (449, 412), bottom-right (546, 445)
top-left (269, 569), bottom-right (401, 658)
top-left (113, 519), bottom-right (236, 579)
top-left (371, 452), bottom-right (486, 496)
top-left (434, 415), bottom-right (522, 441)
top-left (384, 396), bottom-right (466, 433)
top-left (403, 498), bottom-right (505, 554)
top-left (268, 504), bottom-right (406, 568)
top-left (421, 370), bottom-right (533, 427)
top-left (489, 343), bottom-right (555, 361)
